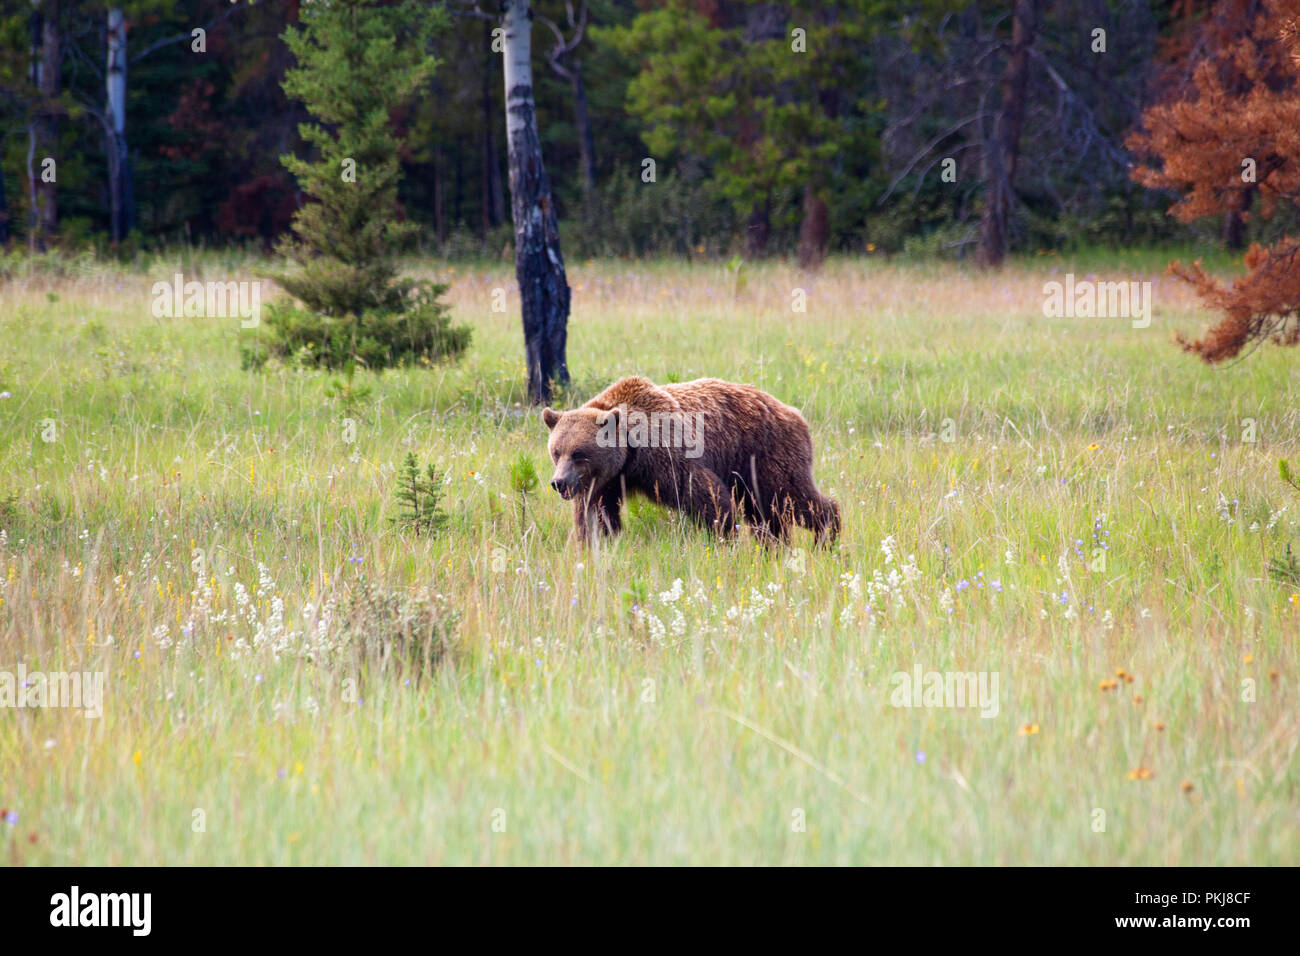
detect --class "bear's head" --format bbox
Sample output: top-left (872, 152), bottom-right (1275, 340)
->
top-left (542, 406), bottom-right (627, 501)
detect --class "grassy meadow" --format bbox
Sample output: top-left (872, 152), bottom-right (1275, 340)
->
top-left (0, 248), bottom-right (1297, 864)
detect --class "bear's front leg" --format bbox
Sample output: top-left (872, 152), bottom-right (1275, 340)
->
top-left (573, 481), bottom-right (623, 544)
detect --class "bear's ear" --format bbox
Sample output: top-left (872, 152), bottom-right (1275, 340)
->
top-left (542, 407), bottom-right (561, 430)
top-left (595, 407), bottom-right (620, 431)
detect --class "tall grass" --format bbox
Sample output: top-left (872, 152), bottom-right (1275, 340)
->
top-left (0, 252), bottom-right (1295, 864)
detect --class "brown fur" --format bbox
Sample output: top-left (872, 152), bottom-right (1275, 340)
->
top-left (543, 376), bottom-right (840, 546)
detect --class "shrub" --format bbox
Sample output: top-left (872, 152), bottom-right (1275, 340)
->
top-left (335, 583), bottom-right (458, 682)
top-left (563, 164), bottom-right (738, 259)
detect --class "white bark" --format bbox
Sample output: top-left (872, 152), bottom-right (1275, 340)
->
top-left (502, 0), bottom-right (532, 149)
top-left (107, 9), bottom-right (126, 143)
top-left (106, 8), bottom-right (129, 241)
top-left (500, 0), bottom-right (570, 403)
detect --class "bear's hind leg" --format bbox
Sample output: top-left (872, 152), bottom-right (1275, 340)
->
top-left (731, 463), bottom-right (789, 546)
top-left (747, 494), bottom-right (791, 546)
top-left (789, 484), bottom-right (840, 547)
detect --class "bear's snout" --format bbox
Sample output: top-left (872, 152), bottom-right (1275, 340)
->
top-left (551, 475), bottom-right (577, 500)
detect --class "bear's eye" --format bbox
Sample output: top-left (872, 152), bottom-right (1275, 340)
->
top-left (571, 452), bottom-right (587, 463)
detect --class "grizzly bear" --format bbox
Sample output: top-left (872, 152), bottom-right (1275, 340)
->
top-left (542, 376), bottom-right (839, 545)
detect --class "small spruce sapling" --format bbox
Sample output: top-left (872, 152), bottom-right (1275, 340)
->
top-left (392, 452), bottom-right (449, 536)
top-left (509, 452), bottom-right (540, 533)
top-left (325, 359), bottom-right (375, 417)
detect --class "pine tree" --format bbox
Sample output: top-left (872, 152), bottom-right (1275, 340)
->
top-left (1128, 0), bottom-right (1300, 362)
top-left (263, 0), bottom-right (469, 370)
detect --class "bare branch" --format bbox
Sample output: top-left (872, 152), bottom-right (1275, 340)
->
top-left (537, 0), bottom-right (588, 81)
top-left (131, 4), bottom-right (244, 64)
top-left (879, 113), bottom-right (986, 204)
top-left (439, 0), bottom-right (498, 22)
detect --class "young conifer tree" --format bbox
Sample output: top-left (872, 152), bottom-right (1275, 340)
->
top-left (265, 0), bottom-right (469, 370)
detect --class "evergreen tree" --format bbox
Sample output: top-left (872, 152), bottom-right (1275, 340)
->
top-left (601, 0), bottom-right (883, 259)
top-left (263, 0), bottom-right (469, 370)
top-left (1128, 0), bottom-right (1300, 362)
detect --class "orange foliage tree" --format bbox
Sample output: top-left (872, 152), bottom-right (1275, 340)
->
top-left (1127, 0), bottom-right (1300, 362)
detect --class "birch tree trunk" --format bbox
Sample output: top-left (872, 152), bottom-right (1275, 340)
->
top-left (502, 0), bottom-right (570, 404)
top-left (106, 8), bottom-right (133, 243)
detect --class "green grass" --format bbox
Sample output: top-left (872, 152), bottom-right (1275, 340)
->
top-left (0, 251), bottom-right (1296, 864)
